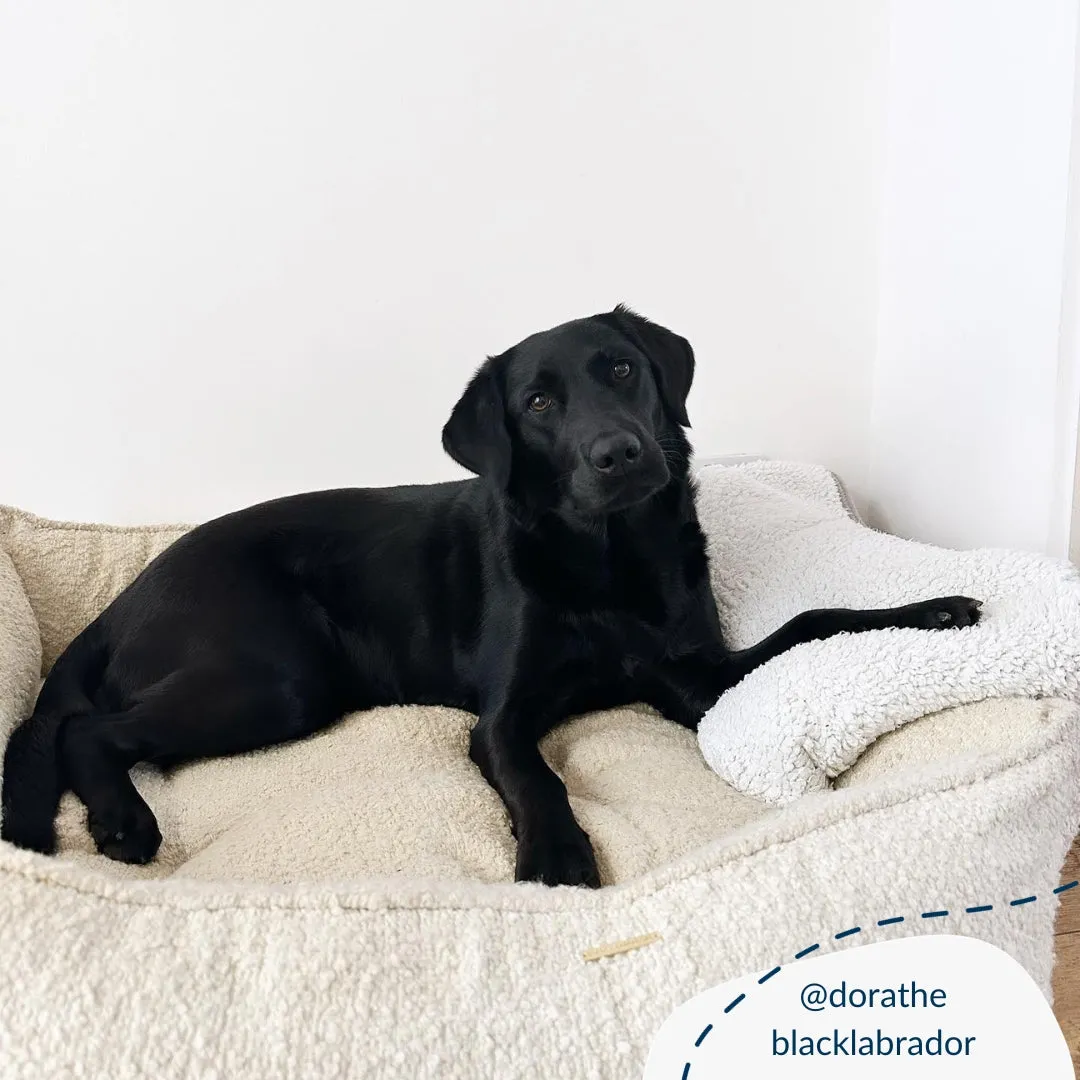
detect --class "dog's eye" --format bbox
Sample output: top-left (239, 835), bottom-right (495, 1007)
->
top-left (528, 392), bottom-right (553, 413)
top-left (612, 360), bottom-right (632, 379)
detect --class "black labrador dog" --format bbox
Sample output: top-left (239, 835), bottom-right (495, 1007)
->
top-left (1, 306), bottom-right (981, 886)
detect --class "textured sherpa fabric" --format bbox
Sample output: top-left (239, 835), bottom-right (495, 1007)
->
top-left (47, 704), bottom-right (764, 887)
top-left (695, 461), bottom-right (1080, 804)
top-left (0, 550), bottom-right (40, 744)
top-left (2, 501), bottom-right (1080, 1078)
top-left (0, 699), bottom-right (1077, 1080)
top-left (0, 504), bottom-right (186, 674)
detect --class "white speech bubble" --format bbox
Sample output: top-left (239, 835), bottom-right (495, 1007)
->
top-left (644, 935), bottom-right (1071, 1078)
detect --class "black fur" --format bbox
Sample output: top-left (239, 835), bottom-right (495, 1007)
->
top-left (1, 307), bottom-right (982, 885)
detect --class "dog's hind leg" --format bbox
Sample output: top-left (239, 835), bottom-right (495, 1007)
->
top-left (2, 622), bottom-right (109, 854)
top-left (62, 663), bottom-right (338, 863)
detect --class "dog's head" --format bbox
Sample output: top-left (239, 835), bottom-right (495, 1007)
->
top-left (442, 305), bottom-right (694, 517)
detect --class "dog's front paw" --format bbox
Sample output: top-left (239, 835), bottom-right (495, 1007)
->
top-left (900, 595), bottom-right (983, 631)
top-left (516, 822), bottom-right (601, 888)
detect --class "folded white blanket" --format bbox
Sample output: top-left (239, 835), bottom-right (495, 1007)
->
top-left (695, 461), bottom-right (1080, 804)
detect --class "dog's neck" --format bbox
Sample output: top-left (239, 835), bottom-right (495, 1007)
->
top-left (498, 469), bottom-right (701, 609)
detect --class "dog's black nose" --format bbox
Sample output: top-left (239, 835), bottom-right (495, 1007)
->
top-left (588, 432), bottom-right (642, 474)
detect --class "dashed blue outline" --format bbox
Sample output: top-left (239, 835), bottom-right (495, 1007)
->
top-left (677, 881), bottom-right (1077, 1077)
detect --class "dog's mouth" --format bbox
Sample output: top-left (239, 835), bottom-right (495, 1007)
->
top-left (568, 454), bottom-right (671, 515)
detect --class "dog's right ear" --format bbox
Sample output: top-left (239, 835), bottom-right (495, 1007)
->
top-left (442, 359), bottom-right (512, 489)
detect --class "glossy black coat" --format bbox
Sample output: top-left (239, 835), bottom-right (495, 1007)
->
top-left (1, 307), bottom-right (981, 885)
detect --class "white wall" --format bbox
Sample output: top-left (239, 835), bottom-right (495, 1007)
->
top-left (868, 0), bottom-right (1080, 555)
top-left (0, 1), bottom-right (887, 523)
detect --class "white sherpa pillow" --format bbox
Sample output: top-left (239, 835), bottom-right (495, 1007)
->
top-left (695, 461), bottom-right (1080, 805)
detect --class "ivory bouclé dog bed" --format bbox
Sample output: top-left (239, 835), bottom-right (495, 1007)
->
top-left (1, 463), bottom-right (1079, 1079)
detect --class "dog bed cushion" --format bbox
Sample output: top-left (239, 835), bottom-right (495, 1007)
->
top-left (1, 489), bottom-right (1079, 1079)
top-left (696, 462), bottom-right (1080, 804)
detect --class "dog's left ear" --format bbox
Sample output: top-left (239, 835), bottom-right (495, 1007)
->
top-left (442, 358), bottom-right (513, 488)
top-left (606, 304), bottom-right (695, 427)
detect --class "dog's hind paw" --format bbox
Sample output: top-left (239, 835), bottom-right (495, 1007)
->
top-left (88, 797), bottom-right (162, 865)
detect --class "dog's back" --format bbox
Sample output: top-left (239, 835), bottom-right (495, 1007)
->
top-left (1, 479), bottom-right (503, 857)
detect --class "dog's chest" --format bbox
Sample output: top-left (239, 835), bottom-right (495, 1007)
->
top-left (548, 582), bottom-right (699, 679)
top-left (509, 509), bottom-right (713, 687)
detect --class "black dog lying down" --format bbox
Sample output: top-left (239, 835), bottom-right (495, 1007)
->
top-left (1, 307), bottom-right (981, 886)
